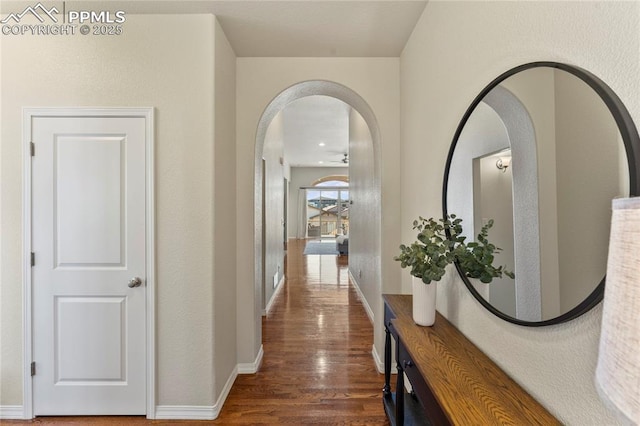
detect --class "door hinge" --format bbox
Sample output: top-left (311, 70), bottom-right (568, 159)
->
top-left (30, 142), bottom-right (35, 157)
top-left (31, 252), bottom-right (35, 267)
top-left (31, 361), bottom-right (36, 376)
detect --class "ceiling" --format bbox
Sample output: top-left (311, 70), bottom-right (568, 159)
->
top-left (3, 0), bottom-right (428, 57)
top-left (282, 96), bottom-right (351, 168)
top-left (2, 0), bottom-right (428, 167)
top-left (213, 1), bottom-right (428, 57)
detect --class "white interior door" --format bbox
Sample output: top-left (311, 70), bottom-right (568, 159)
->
top-left (31, 113), bottom-right (149, 415)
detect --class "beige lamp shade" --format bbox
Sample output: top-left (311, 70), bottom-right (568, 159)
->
top-left (596, 197), bottom-right (640, 424)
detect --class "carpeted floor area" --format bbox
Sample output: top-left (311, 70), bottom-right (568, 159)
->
top-left (303, 240), bottom-right (340, 255)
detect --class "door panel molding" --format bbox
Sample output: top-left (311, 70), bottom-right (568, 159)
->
top-left (22, 108), bottom-right (155, 419)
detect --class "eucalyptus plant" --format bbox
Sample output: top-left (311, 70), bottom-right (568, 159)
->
top-left (394, 215), bottom-right (514, 284)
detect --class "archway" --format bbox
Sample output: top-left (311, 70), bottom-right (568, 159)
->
top-left (311, 175), bottom-right (349, 186)
top-left (446, 85), bottom-right (541, 321)
top-left (253, 79), bottom-right (382, 346)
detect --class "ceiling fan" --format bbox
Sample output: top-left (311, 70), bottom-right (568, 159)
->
top-left (330, 153), bottom-right (349, 164)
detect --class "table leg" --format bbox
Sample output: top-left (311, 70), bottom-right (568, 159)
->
top-left (396, 338), bottom-right (404, 426)
top-left (383, 326), bottom-right (391, 396)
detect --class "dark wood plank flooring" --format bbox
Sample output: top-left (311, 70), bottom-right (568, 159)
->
top-left (6, 239), bottom-right (388, 425)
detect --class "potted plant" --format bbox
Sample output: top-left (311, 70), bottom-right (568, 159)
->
top-left (394, 215), bottom-right (513, 326)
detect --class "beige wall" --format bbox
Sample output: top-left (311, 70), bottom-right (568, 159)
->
top-left (554, 69), bottom-right (623, 312)
top-left (400, 1), bottom-right (639, 424)
top-left (236, 58), bottom-right (401, 365)
top-left (347, 108), bottom-right (380, 326)
top-left (0, 14), bottom-right (229, 409)
top-left (212, 19), bottom-right (238, 400)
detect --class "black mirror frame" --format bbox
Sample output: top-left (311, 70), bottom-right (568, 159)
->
top-left (442, 61), bottom-right (640, 326)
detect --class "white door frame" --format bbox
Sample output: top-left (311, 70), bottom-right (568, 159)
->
top-left (22, 107), bottom-right (155, 419)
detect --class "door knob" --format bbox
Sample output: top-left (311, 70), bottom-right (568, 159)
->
top-left (128, 277), bottom-right (143, 288)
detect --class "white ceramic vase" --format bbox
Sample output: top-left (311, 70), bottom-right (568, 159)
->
top-left (412, 275), bottom-right (437, 326)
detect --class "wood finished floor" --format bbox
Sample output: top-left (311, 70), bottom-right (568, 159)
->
top-left (8, 239), bottom-right (389, 425)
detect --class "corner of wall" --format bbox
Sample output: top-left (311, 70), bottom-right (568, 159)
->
top-left (213, 13), bottom-right (239, 403)
top-left (155, 364), bottom-right (237, 421)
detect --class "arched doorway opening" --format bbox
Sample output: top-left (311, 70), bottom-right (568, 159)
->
top-left (311, 175), bottom-right (349, 186)
top-left (253, 80), bottom-right (382, 346)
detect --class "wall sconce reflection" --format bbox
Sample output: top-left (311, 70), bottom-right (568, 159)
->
top-left (496, 157), bottom-right (511, 173)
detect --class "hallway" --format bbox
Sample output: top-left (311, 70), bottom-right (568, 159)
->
top-left (216, 238), bottom-right (387, 424)
top-left (9, 239), bottom-right (387, 425)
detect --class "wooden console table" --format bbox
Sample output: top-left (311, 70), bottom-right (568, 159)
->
top-left (382, 294), bottom-right (560, 425)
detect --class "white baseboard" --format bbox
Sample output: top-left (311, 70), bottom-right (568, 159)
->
top-left (237, 344), bottom-right (264, 374)
top-left (155, 405), bottom-right (217, 420)
top-left (155, 364), bottom-right (238, 420)
top-left (2, 368), bottom-right (243, 421)
top-left (348, 270), bottom-right (374, 324)
top-left (0, 405), bottom-right (26, 419)
top-left (263, 275), bottom-right (286, 316)
top-left (215, 364), bottom-right (238, 415)
top-left (154, 345), bottom-right (263, 420)
top-left (348, 271), bottom-right (384, 374)
top-left (371, 344), bottom-right (385, 374)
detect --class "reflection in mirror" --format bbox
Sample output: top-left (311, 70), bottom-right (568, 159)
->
top-left (446, 64), bottom-right (633, 324)
top-left (474, 148), bottom-right (515, 317)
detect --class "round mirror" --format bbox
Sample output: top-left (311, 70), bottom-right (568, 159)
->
top-left (443, 62), bottom-right (640, 326)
